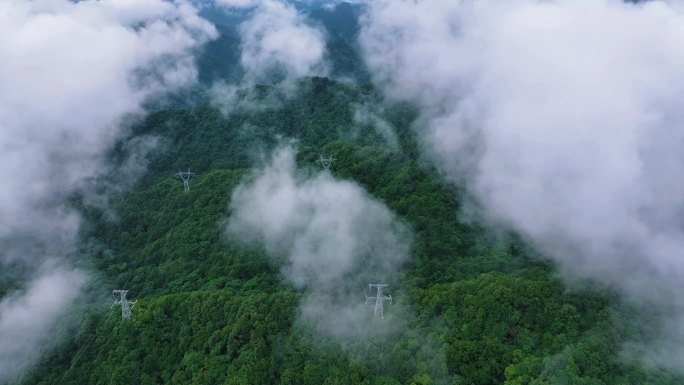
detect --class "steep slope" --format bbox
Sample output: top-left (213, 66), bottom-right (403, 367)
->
top-left (18, 78), bottom-right (682, 385)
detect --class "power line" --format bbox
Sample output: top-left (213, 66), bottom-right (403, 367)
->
top-left (366, 283), bottom-right (391, 319)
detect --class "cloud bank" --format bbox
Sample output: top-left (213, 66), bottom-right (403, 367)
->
top-left (0, 269), bottom-right (86, 383)
top-left (360, 0), bottom-right (684, 371)
top-left (211, 0), bottom-right (328, 111)
top-left (226, 146), bottom-right (410, 339)
top-left (0, 0), bottom-right (215, 380)
top-left (237, 0), bottom-right (327, 81)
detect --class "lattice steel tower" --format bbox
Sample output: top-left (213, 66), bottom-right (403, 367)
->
top-left (366, 284), bottom-right (392, 319)
top-left (112, 290), bottom-right (137, 320)
top-left (316, 154), bottom-right (336, 170)
top-left (175, 169), bottom-right (196, 192)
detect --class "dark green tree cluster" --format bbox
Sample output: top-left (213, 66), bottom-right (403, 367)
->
top-left (18, 77), bottom-right (683, 385)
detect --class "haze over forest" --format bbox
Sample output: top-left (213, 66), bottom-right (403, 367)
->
top-left (2, 0), bottom-right (684, 384)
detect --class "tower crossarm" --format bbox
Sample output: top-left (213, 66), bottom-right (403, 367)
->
top-left (174, 169), bottom-right (196, 192)
top-left (316, 154), bottom-right (336, 170)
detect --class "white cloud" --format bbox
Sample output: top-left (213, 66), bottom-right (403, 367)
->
top-left (214, 0), bottom-right (261, 8)
top-left (360, 0), bottom-right (684, 371)
top-left (0, 269), bottom-right (87, 384)
top-left (0, 0), bottom-right (216, 239)
top-left (353, 102), bottom-right (398, 147)
top-left (239, 0), bottom-right (327, 81)
top-left (211, 0), bottom-right (328, 113)
top-left (226, 146), bottom-right (410, 338)
top-left (0, 0), bottom-right (216, 380)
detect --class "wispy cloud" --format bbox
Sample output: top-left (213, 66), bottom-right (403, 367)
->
top-left (0, 0), bottom-right (216, 380)
top-left (0, 268), bottom-right (87, 383)
top-left (360, 0), bottom-right (684, 371)
top-left (211, 0), bottom-right (328, 112)
top-left (226, 146), bottom-right (410, 339)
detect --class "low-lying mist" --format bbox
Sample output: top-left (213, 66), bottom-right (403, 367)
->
top-left (225, 146), bottom-right (410, 340)
top-left (360, 0), bottom-right (684, 372)
top-left (0, 0), bottom-right (216, 381)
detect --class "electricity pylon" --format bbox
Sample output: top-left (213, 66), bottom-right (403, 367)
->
top-left (366, 284), bottom-right (391, 319)
top-left (112, 290), bottom-right (137, 320)
top-left (175, 169), bottom-right (196, 192)
top-left (316, 154), bottom-right (336, 170)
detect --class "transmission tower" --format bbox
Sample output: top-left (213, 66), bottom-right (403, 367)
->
top-left (175, 169), bottom-right (196, 192)
top-left (366, 284), bottom-right (392, 319)
top-left (316, 154), bottom-right (336, 170)
top-left (111, 290), bottom-right (137, 320)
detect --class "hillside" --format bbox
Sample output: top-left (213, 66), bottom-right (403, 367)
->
top-left (17, 77), bottom-right (681, 385)
top-left (4, 1), bottom-right (684, 385)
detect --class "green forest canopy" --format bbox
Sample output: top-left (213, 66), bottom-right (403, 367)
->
top-left (15, 77), bottom-right (682, 385)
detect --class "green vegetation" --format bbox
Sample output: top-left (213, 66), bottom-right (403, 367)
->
top-left (19, 78), bottom-right (682, 385)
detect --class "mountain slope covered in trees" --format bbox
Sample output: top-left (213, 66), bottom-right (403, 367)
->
top-left (17, 76), bottom-right (681, 385)
top-left (9, 2), bottom-right (684, 385)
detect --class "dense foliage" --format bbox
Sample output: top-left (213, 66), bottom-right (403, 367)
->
top-left (14, 76), bottom-right (682, 385)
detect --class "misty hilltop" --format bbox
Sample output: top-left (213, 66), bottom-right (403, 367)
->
top-left (2, 1), bottom-right (684, 385)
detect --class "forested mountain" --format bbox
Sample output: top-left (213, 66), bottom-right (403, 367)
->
top-left (195, 2), bottom-right (366, 84)
top-left (5, 2), bottom-right (684, 385)
top-left (17, 75), bottom-right (681, 384)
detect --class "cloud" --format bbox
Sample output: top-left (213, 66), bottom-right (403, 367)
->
top-left (0, 0), bottom-right (216, 239)
top-left (0, 0), bottom-right (216, 380)
top-left (211, 0), bottom-right (328, 112)
top-left (352, 102), bottom-right (398, 147)
top-left (215, 0), bottom-right (262, 8)
top-left (226, 146), bottom-right (410, 339)
top-left (360, 0), bottom-right (684, 372)
top-left (237, 0), bottom-right (327, 82)
top-left (213, 0), bottom-right (329, 81)
top-left (0, 268), bottom-right (87, 384)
